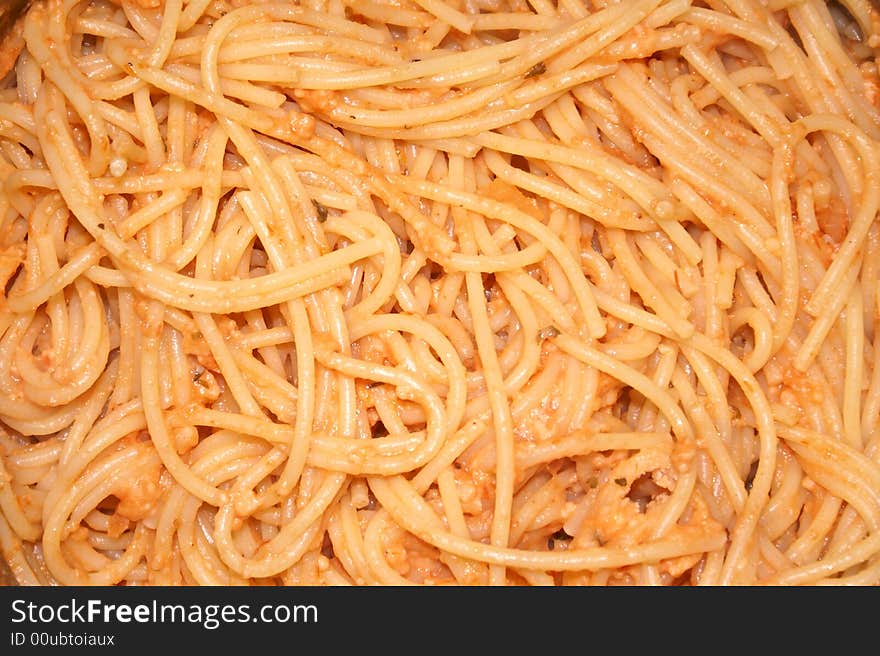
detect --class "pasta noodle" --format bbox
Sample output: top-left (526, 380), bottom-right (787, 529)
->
top-left (0, 0), bottom-right (878, 586)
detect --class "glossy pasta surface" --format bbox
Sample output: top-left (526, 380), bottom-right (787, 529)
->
top-left (0, 0), bottom-right (879, 585)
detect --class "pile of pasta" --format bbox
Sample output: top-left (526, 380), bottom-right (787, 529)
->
top-left (0, 0), bottom-right (879, 585)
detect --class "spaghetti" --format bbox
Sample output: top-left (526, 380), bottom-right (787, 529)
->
top-left (0, 0), bottom-right (879, 585)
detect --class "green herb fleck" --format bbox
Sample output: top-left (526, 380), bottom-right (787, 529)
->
top-left (312, 200), bottom-right (328, 222)
top-left (525, 62), bottom-right (546, 78)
